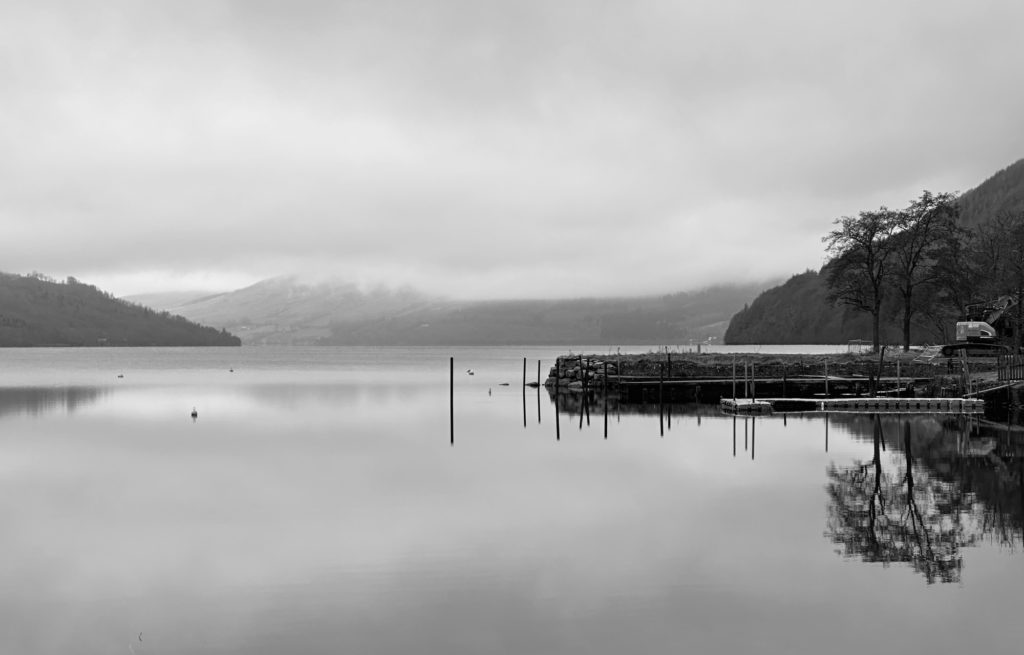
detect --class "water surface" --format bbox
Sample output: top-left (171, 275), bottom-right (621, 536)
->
top-left (1, 346), bottom-right (1022, 654)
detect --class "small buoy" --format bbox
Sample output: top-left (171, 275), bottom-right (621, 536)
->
top-left (229, 368), bottom-right (234, 372)
top-left (117, 374), bottom-right (124, 379)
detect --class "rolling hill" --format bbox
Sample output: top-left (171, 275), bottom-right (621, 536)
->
top-left (0, 272), bottom-right (241, 347)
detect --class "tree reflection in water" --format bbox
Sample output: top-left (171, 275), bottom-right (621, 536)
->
top-left (826, 414), bottom-right (990, 584)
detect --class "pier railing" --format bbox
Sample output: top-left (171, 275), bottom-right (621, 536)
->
top-left (998, 354), bottom-right (1024, 381)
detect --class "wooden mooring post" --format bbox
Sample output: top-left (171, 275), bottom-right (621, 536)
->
top-left (603, 361), bottom-right (609, 439)
top-left (732, 356), bottom-right (737, 400)
top-left (555, 359), bottom-right (561, 441)
top-left (537, 360), bottom-right (542, 424)
top-left (522, 357), bottom-right (527, 428)
top-left (659, 363), bottom-right (665, 437)
top-left (449, 356), bottom-right (454, 445)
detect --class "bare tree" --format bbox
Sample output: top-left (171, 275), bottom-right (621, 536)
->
top-left (824, 208), bottom-right (899, 352)
top-left (888, 191), bottom-right (961, 351)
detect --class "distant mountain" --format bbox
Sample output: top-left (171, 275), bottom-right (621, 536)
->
top-left (141, 276), bottom-right (436, 344)
top-left (146, 276), bottom-right (774, 346)
top-left (724, 157), bottom-right (1024, 345)
top-left (0, 272), bottom-right (241, 347)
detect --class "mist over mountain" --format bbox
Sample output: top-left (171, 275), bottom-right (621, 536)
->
top-left (132, 276), bottom-right (774, 346)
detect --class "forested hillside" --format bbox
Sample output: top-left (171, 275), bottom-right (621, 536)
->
top-left (959, 158), bottom-right (1024, 227)
top-left (723, 271), bottom-right (937, 345)
top-left (725, 157), bottom-right (1024, 345)
top-left (0, 272), bottom-right (240, 346)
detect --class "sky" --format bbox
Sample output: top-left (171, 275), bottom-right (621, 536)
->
top-left (3, 0), bottom-right (1024, 300)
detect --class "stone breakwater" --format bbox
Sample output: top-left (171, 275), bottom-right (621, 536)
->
top-left (544, 351), bottom-right (995, 396)
top-left (543, 357), bottom-right (619, 391)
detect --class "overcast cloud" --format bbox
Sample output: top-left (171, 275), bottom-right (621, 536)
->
top-left (3, 0), bottom-right (1024, 299)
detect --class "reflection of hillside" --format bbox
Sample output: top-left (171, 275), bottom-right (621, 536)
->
top-left (826, 414), bottom-right (1024, 583)
top-left (0, 386), bottom-right (109, 419)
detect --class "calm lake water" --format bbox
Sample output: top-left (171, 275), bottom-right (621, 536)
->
top-left (2, 346), bottom-right (1023, 654)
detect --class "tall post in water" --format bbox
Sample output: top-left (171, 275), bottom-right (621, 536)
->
top-left (667, 352), bottom-right (672, 380)
top-left (578, 354), bottom-right (587, 428)
top-left (824, 360), bottom-right (829, 397)
top-left (555, 359), bottom-right (561, 440)
top-left (603, 361), bottom-right (609, 439)
top-left (584, 358), bottom-right (591, 427)
top-left (782, 363), bottom-right (787, 398)
top-left (522, 357), bottom-right (528, 428)
top-left (732, 356), bottom-right (737, 400)
top-left (537, 360), bottom-right (542, 424)
top-left (897, 356), bottom-right (901, 396)
top-left (752, 363), bottom-right (756, 401)
top-left (659, 363), bottom-right (665, 437)
top-left (450, 356), bottom-right (454, 445)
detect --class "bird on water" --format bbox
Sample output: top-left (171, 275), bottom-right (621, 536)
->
top-left (191, 407), bottom-right (198, 419)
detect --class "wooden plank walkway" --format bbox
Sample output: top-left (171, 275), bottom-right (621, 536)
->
top-left (720, 397), bottom-right (984, 414)
top-left (617, 375), bottom-right (931, 387)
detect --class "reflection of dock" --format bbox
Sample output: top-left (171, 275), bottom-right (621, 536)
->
top-left (720, 397), bottom-right (985, 414)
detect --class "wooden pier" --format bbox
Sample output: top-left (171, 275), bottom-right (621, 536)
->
top-left (721, 396), bottom-right (984, 414)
